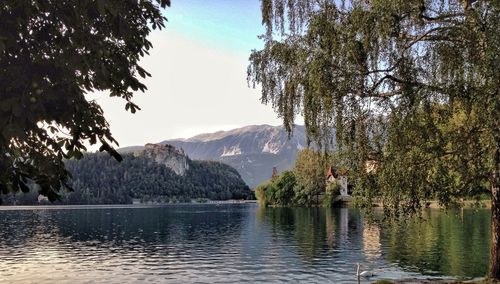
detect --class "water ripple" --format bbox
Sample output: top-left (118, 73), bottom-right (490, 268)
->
top-left (0, 205), bottom-right (490, 283)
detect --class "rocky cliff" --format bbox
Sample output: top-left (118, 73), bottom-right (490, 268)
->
top-left (141, 143), bottom-right (189, 176)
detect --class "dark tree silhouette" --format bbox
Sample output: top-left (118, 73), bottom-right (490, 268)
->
top-left (0, 0), bottom-right (170, 200)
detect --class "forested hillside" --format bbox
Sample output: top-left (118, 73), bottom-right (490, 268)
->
top-left (2, 149), bottom-right (252, 205)
top-left (67, 152), bottom-right (252, 203)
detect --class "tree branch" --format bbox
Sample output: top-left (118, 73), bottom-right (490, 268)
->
top-left (419, 13), bottom-right (464, 22)
top-left (400, 26), bottom-right (458, 49)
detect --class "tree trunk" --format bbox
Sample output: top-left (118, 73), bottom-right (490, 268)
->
top-left (489, 148), bottom-right (500, 280)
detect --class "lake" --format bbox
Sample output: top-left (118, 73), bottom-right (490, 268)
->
top-left (0, 204), bottom-right (490, 283)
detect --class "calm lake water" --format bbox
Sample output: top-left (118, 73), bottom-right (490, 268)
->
top-left (0, 204), bottom-right (490, 283)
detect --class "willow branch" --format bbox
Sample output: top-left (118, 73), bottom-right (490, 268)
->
top-left (419, 13), bottom-right (464, 22)
top-left (400, 26), bottom-right (458, 49)
top-left (361, 91), bottom-right (399, 98)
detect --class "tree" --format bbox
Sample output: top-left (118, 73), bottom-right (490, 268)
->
top-left (248, 0), bottom-right (499, 279)
top-left (0, 0), bottom-right (170, 201)
top-left (293, 149), bottom-right (326, 205)
top-left (274, 170), bottom-right (297, 205)
top-left (255, 170), bottom-right (297, 206)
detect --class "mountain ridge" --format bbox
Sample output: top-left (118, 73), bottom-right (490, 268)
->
top-left (119, 124), bottom-right (314, 188)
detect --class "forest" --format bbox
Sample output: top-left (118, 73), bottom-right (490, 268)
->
top-left (1, 153), bottom-right (252, 205)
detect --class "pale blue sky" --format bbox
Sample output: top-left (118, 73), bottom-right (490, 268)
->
top-left (91, 1), bottom-right (285, 148)
top-left (167, 0), bottom-right (264, 55)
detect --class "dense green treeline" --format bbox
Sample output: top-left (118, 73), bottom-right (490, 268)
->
top-left (256, 170), bottom-right (341, 208)
top-left (2, 153), bottom-right (252, 205)
top-left (256, 149), bottom-right (341, 207)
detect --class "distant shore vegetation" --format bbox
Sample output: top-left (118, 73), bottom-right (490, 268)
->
top-left (257, 148), bottom-right (490, 209)
top-left (256, 149), bottom-right (342, 207)
top-left (1, 153), bottom-right (254, 205)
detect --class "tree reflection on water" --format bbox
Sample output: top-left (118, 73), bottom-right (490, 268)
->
top-left (258, 206), bottom-right (490, 278)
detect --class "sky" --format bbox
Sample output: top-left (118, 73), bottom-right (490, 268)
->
top-left (89, 0), bottom-right (285, 148)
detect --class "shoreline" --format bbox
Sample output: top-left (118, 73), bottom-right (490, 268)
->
top-left (0, 200), bottom-right (258, 211)
top-left (263, 199), bottom-right (491, 210)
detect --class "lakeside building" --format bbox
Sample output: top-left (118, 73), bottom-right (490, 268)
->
top-left (326, 166), bottom-right (351, 196)
top-left (326, 160), bottom-right (379, 198)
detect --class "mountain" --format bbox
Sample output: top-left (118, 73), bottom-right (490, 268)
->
top-left (60, 144), bottom-right (252, 205)
top-left (120, 125), bottom-right (312, 188)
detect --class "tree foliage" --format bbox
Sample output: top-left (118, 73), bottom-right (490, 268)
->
top-left (271, 170), bottom-right (297, 205)
top-left (249, 0), bottom-right (499, 278)
top-left (249, 0), bottom-right (500, 205)
top-left (293, 148), bottom-right (327, 205)
top-left (255, 171), bottom-right (296, 207)
top-left (0, 0), bottom-right (170, 201)
top-left (249, 0), bottom-right (498, 214)
top-left (3, 152), bottom-right (253, 205)
top-left (255, 149), bottom-right (329, 207)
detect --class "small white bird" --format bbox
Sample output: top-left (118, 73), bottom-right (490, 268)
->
top-left (356, 263), bottom-right (374, 278)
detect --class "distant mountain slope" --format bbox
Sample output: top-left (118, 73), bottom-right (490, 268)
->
top-left (120, 125), bottom-right (315, 188)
